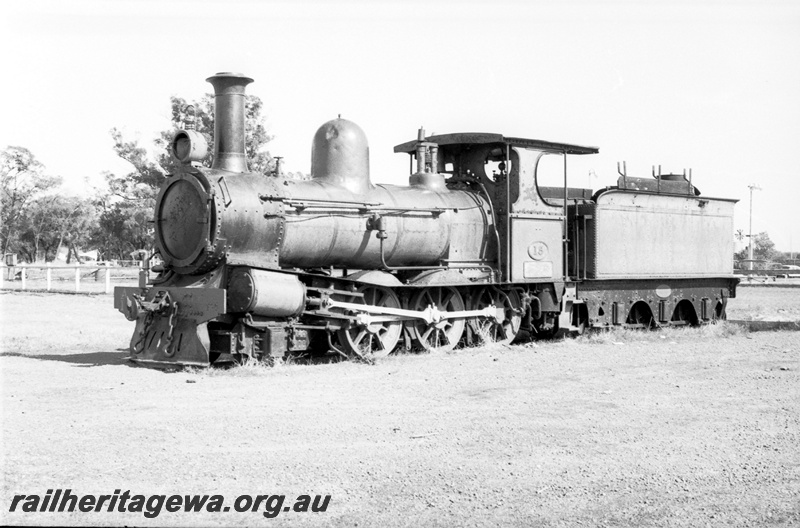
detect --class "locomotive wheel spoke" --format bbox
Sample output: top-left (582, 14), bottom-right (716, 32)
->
top-left (353, 329), bottom-right (368, 347)
top-left (409, 287), bottom-right (465, 352)
top-left (424, 290), bottom-right (436, 307)
top-left (469, 288), bottom-right (522, 346)
top-left (337, 285), bottom-right (402, 359)
top-left (442, 291), bottom-right (454, 308)
top-left (374, 331), bottom-right (387, 351)
top-left (439, 329), bottom-right (452, 347)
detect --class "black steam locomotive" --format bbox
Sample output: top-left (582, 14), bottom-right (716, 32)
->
top-left (114, 73), bottom-right (738, 366)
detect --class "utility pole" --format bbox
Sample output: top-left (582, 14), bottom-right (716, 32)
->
top-left (747, 184), bottom-right (762, 270)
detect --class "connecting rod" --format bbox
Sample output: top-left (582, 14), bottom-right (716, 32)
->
top-left (323, 298), bottom-right (502, 326)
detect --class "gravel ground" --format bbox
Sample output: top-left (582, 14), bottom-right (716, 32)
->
top-left (1, 287), bottom-right (798, 527)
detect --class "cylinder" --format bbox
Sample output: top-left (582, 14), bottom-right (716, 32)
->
top-left (206, 73), bottom-right (254, 173)
top-left (227, 268), bottom-right (305, 316)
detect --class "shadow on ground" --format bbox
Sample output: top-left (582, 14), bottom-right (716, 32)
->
top-left (0, 350), bottom-right (134, 367)
top-left (729, 320), bottom-right (800, 332)
top-left (0, 349), bottom-right (349, 369)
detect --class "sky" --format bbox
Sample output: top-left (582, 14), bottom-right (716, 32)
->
top-left (2, 0), bottom-right (799, 254)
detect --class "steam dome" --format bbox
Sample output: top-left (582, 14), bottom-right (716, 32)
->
top-left (310, 117), bottom-right (372, 194)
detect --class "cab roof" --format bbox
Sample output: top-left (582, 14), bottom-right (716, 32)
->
top-left (393, 132), bottom-right (599, 155)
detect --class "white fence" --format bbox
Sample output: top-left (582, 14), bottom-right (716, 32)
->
top-left (1, 263), bottom-right (143, 294)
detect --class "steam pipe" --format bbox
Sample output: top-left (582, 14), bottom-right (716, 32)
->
top-left (206, 72), bottom-right (254, 173)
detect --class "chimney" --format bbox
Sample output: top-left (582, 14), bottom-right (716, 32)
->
top-left (206, 72), bottom-right (254, 173)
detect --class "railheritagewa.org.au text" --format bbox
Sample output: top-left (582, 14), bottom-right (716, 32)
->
top-left (9, 489), bottom-right (331, 518)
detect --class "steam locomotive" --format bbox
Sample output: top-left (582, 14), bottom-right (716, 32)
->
top-left (114, 73), bottom-right (739, 366)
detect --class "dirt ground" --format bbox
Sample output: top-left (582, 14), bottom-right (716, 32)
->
top-left (1, 285), bottom-right (798, 526)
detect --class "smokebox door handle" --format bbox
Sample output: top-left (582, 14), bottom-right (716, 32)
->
top-left (217, 176), bottom-right (232, 206)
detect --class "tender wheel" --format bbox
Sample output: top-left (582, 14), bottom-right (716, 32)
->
top-left (670, 300), bottom-right (698, 326)
top-left (626, 301), bottom-right (655, 329)
top-left (409, 287), bottom-right (466, 352)
top-left (567, 303), bottom-right (588, 336)
top-left (469, 287), bottom-right (522, 345)
top-left (711, 300), bottom-right (726, 323)
top-left (337, 286), bottom-right (403, 359)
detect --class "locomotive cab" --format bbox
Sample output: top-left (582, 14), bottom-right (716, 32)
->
top-left (394, 132), bottom-right (598, 285)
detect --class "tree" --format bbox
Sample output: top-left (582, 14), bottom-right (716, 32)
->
top-left (94, 197), bottom-right (153, 261)
top-left (50, 196), bottom-right (99, 262)
top-left (1, 146), bottom-right (62, 255)
top-left (15, 194), bottom-right (59, 262)
top-left (735, 231), bottom-right (777, 269)
top-left (14, 195), bottom-right (99, 263)
top-left (773, 250), bottom-right (799, 265)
